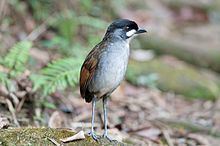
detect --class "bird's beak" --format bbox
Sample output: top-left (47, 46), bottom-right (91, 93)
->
top-left (135, 28), bottom-right (147, 34)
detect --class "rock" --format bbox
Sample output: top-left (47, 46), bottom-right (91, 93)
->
top-left (0, 128), bottom-right (125, 146)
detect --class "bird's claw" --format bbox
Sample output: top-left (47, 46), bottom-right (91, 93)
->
top-left (102, 134), bottom-right (112, 141)
top-left (88, 131), bottom-right (99, 141)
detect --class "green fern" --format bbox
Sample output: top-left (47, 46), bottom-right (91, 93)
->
top-left (0, 72), bottom-right (10, 86)
top-left (3, 41), bottom-right (32, 76)
top-left (31, 57), bottom-right (82, 95)
top-left (30, 74), bottom-right (48, 92)
top-left (0, 71), bottom-right (15, 92)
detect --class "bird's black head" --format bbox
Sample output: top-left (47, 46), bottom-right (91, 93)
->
top-left (104, 19), bottom-right (146, 40)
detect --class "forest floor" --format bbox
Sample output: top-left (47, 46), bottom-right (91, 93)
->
top-left (1, 82), bottom-right (220, 145)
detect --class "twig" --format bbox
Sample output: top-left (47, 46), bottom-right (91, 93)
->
top-left (162, 130), bottom-right (174, 146)
top-left (25, 13), bottom-right (56, 41)
top-left (8, 92), bottom-right (19, 107)
top-left (5, 98), bottom-right (20, 127)
top-left (26, 22), bottom-right (47, 41)
top-left (16, 95), bottom-right (27, 112)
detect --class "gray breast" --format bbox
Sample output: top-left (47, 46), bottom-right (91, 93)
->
top-left (88, 41), bottom-right (130, 98)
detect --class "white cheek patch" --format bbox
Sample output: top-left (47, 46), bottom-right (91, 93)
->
top-left (126, 29), bottom-right (136, 37)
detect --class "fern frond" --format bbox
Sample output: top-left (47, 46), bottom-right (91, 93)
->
top-left (0, 72), bottom-right (14, 91)
top-left (3, 41), bottom-right (32, 76)
top-left (30, 74), bottom-right (48, 92)
top-left (31, 57), bottom-right (82, 95)
top-left (0, 72), bottom-right (9, 85)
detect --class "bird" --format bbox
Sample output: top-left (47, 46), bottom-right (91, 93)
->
top-left (80, 19), bottom-right (146, 141)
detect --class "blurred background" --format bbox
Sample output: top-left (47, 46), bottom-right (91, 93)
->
top-left (0, 0), bottom-right (220, 145)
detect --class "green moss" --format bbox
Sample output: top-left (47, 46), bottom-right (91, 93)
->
top-left (0, 128), bottom-right (125, 146)
top-left (127, 58), bottom-right (220, 100)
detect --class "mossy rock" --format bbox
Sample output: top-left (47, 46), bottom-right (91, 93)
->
top-left (127, 57), bottom-right (220, 100)
top-left (0, 128), bottom-right (125, 146)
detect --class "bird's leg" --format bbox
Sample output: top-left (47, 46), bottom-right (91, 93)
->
top-left (102, 97), bottom-right (112, 141)
top-left (89, 97), bottom-right (99, 141)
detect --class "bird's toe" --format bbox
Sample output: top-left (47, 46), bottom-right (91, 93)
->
top-left (88, 131), bottom-right (99, 141)
top-left (102, 134), bottom-right (113, 141)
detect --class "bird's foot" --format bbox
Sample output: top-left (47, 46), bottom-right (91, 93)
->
top-left (102, 134), bottom-right (113, 141)
top-left (88, 131), bottom-right (99, 141)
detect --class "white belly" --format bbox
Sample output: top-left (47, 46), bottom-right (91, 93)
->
top-left (89, 43), bottom-right (130, 97)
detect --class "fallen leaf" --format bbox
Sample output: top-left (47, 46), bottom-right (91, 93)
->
top-left (135, 127), bottom-right (161, 142)
top-left (187, 133), bottom-right (210, 146)
top-left (0, 116), bottom-right (9, 129)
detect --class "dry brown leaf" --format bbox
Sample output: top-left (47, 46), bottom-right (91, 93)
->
top-left (135, 127), bottom-right (161, 142)
top-left (0, 116), bottom-right (9, 129)
top-left (60, 130), bottom-right (85, 142)
top-left (187, 133), bottom-right (210, 146)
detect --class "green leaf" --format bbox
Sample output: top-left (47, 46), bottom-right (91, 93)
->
top-left (41, 101), bottom-right (56, 109)
top-left (0, 71), bottom-right (15, 92)
top-left (3, 41), bottom-right (32, 76)
top-left (31, 57), bottom-right (82, 95)
top-left (0, 72), bottom-right (9, 85)
top-left (80, 0), bottom-right (93, 12)
top-left (29, 74), bottom-right (48, 92)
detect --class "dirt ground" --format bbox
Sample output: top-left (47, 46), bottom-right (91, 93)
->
top-left (1, 82), bottom-right (220, 145)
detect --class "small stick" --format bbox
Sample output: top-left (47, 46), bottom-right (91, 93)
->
top-left (26, 22), bottom-right (47, 41)
top-left (162, 130), bottom-right (174, 146)
top-left (16, 95), bottom-right (27, 112)
top-left (5, 98), bottom-right (20, 127)
top-left (26, 13), bottom-right (56, 41)
top-left (9, 92), bottom-right (19, 108)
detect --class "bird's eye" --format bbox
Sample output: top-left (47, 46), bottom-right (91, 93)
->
top-left (125, 26), bottom-right (129, 30)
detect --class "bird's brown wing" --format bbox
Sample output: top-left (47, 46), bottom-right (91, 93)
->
top-left (80, 45), bottom-right (99, 103)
